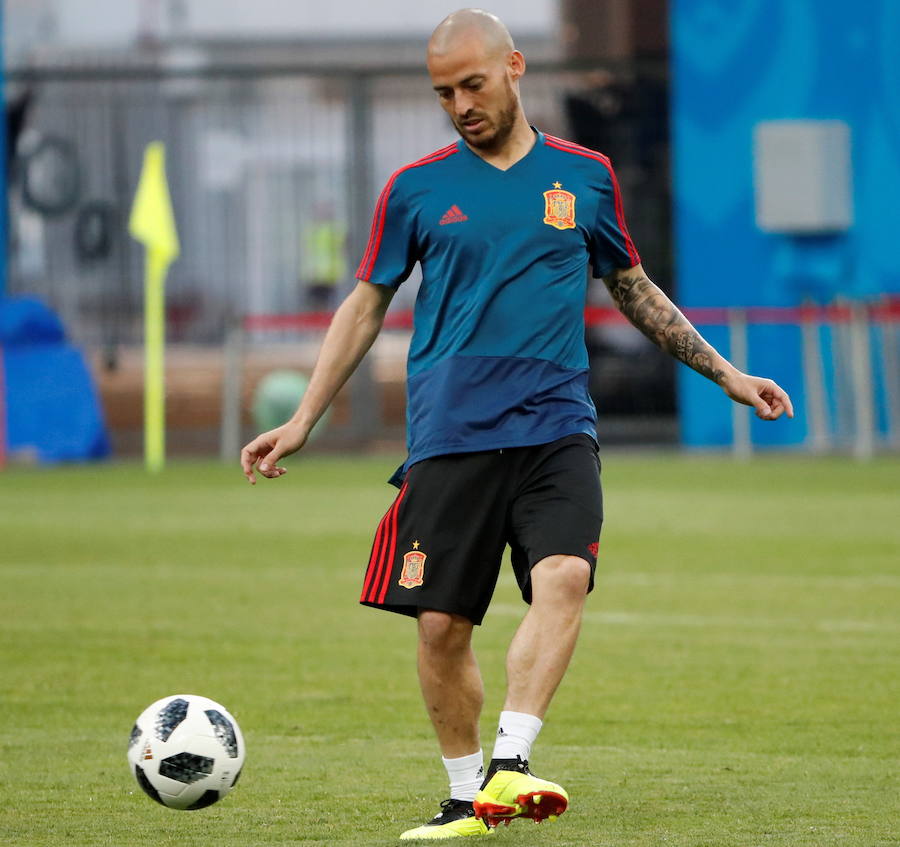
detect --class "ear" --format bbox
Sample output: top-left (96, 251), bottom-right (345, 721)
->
top-left (508, 50), bottom-right (526, 81)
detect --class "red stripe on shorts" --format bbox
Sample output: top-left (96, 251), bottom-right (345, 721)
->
top-left (360, 510), bottom-right (391, 602)
top-left (376, 482), bottom-right (407, 604)
top-left (361, 481), bottom-right (408, 604)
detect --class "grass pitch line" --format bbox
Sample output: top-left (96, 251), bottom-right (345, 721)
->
top-left (602, 572), bottom-right (900, 589)
top-left (487, 604), bottom-right (900, 634)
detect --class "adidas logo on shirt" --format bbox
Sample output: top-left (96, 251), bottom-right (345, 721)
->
top-left (440, 204), bottom-right (469, 225)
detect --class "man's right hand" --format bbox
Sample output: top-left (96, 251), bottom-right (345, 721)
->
top-left (239, 282), bottom-right (395, 486)
top-left (240, 421), bottom-right (309, 484)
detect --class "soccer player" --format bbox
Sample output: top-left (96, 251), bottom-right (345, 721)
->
top-left (241, 8), bottom-right (793, 839)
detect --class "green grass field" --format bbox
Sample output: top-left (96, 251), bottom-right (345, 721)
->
top-left (1, 453), bottom-right (898, 847)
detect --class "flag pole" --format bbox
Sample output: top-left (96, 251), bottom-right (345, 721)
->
top-left (143, 250), bottom-right (167, 471)
top-left (129, 142), bottom-right (180, 473)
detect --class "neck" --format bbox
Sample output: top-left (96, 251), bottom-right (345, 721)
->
top-left (466, 112), bottom-right (535, 171)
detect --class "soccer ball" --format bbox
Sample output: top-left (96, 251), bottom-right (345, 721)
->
top-left (127, 694), bottom-right (245, 810)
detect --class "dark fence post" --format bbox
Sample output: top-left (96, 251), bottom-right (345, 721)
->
top-left (346, 72), bottom-right (379, 443)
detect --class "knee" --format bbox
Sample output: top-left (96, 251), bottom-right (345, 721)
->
top-left (532, 555), bottom-right (591, 601)
top-left (418, 610), bottom-right (474, 655)
top-left (556, 555), bottom-right (591, 597)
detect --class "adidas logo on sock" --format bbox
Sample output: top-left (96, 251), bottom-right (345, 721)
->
top-left (439, 204), bottom-right (469, 225)
top-left (497, 727), bottom-right (506, 736)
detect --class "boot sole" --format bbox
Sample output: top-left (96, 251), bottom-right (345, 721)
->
top-left (474, 790), bottom-right (568, 826)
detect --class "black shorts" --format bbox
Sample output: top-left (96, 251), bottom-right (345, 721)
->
top-left (359, 434), bottom-right (603, 625)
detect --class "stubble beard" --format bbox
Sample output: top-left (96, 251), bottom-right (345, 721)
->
top-left (455, 79), bottom-right (520, 153)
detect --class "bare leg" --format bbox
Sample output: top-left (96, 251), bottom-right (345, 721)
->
top-left (417, 610), bottom-right (483, 757)
top-left (503, 555), bottom-right (590, 718)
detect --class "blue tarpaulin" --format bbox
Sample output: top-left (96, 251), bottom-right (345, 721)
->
top-left (0, 296), bottom-right (110, 462)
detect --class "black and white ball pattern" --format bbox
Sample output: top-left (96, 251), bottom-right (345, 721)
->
top-left (127, 694), bottom-right (245, 810)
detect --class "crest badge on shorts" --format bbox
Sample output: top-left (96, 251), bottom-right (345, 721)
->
top-left (543, 181), bottom-right (576, 230)
top-left (399, 545), bottom-right (427, 589)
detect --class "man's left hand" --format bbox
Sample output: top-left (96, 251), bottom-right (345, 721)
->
top-left (720, 372), bottom-right (794, 421)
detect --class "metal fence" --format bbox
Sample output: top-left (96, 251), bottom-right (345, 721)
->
top-left (6, 59), bottom-right (898, 458)
top-left (5, 58), bottom-right (677, 455)
top-left (7, 60), bottom-right (670, 349)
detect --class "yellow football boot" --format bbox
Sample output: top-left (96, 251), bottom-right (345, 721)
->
top-left (399, 799), bottom-right (495, 840)
top-left (473, 758), bottom-right (568, 827)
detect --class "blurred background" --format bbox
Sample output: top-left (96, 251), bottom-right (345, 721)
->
top-left (1, 0), bottom-right (898, 466)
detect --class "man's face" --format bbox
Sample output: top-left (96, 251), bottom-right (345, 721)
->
top-left (428, 39), bottom-right (521, 152)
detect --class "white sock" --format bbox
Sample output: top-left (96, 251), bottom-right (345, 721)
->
top-left (491, 710), bottom-right (543, 762)
top-left (442, 750), bottom-right (484, 802)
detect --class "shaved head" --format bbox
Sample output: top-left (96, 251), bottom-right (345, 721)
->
top-left (426, 9), bottom-right (530, 158)
top-left (428, 8), bottom-right (515, 60)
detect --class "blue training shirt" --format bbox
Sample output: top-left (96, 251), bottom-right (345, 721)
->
top-left (356, 129), bottom-right (640, 481)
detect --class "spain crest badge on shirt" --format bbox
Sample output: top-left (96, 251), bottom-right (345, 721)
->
top-left (543, 181), bottom-right (576, 230)
top-left (399, 543), bottom-right (427, 589)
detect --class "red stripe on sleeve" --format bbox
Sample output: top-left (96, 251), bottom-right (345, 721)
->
top-left (605, 160), bottom-right (641, 266)
top-left (544, 133), bottom-right (612, 165)
top-left (356, 181), bottom-right (394, 281)
top-left (544, 136), bottom-right (640, 267)
top-left (355, 144), bottom-right (459, 282)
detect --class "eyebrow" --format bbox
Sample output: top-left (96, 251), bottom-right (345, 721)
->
top-left (432, 74), bottom-right (486, 92)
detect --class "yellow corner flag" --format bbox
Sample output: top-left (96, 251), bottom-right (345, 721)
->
top-left (129, 142), bottom-right (180, 473)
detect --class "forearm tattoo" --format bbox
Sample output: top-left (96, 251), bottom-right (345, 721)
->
top-left (605, 272), bottom-right (727, 384)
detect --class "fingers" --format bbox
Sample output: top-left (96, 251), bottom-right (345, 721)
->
top-left (240, 443), bottom-right (261, 484)
top-left (775, 383), bottom-right (795, 418)
top-left (240, 436), bottom-right (288, 484)
top-left (729, 375), bottom-right (795, 422)
top-left (753, 399), bottom-right (774, 420)
top-left (258, 446), bottom-right (288, 479)
top-left (761, 381), bottom-right (793, 421)
top-left (753, 380), bottom-right (794, 421)
top-left (756, 399), bottom-right (784, 421)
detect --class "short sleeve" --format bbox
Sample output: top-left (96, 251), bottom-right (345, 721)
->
top-left (588, 161), bottom-right (641, 278)
top-left (355, 175), bottom-right (418, 288)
